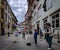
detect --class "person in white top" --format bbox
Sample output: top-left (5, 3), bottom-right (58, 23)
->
top-left (45, 23), bottom-right (54, 49)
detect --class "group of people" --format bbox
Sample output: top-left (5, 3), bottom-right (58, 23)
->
top-left (34, 23), bottom-right (54, 50)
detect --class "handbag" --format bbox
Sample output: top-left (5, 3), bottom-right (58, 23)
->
top-left (49, 33), bottom-right (54, 37)
top-left (49, 27), bottom-right (54, 37)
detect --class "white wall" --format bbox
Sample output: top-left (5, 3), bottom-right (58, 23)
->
top-left (32, 0), bottom-right (60, 34)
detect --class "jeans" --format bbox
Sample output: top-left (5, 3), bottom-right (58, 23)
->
top-left (46, 34), bottom-right (53, 48)
top-left (34, 38), bottom-right (37, 44)
top-left (48, 36), bottom-right (52, 48)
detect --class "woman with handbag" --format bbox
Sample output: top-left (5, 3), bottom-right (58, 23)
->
top-left (45, 23), bottom-right (54, 49)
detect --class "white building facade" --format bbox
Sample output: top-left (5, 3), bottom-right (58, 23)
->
top-left (32, 0), bottom-right (60, 37)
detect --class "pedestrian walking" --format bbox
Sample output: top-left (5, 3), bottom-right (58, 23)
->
top-left (8, 32), bottom-right (10, 37)
top-left (15, 30), bottom-right (19, 37)
top-left (22, 32), bottom-right (25, 38)
top-left (8, 29), bottom-right (10, 37)
top-left (45, 23), bottom-right (54, 49)
top-left (34, 29), bottom-right (38, 45)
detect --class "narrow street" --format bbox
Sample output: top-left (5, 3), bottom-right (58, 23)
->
top-left (0, 0), bottom-right (60, 50)
top-left (0, 34), bottom-right (60, 50)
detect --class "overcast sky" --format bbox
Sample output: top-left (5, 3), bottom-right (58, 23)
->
top-left (7, 0), bottom-right (28, 23)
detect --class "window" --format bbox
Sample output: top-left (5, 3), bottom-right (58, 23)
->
top-left (4, 2), bottom-right (7, 10)
top-left (31, 10), bottom-right (34, 14)
top-left (8, 7), bottom-right (10, 13)
top-left (43, 18), bottom-right (47, 31)
top-left (34, 12), bottom-right (36, 15)
top-left (56, 19), bottom-right (59, 27)
top-left (8, 16), bottom-right (10, 22)
top-left (33, 5), bottom-right (36, 9)
top-left (0, 0), bottom-right (1, 2)
top-left (52, 13), bottom-right (59, 28)
top-left (38, 4), bottom-right (42, 10)
top-left (1, 0), bottom-right (4, 5)
top-left (52, 20), bottom-right (55, 28)
top-left (46, 0), bottom-right (53, 11)
top-left (5, 13), bottom-right (7, 22)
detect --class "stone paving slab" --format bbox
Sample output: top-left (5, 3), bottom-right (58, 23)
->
top-left (3, 34), bottom-right (60, 50)
top-left (0, 35), bottom-right (17, 50)
top-left (0, 34), bottom-right (60, 50)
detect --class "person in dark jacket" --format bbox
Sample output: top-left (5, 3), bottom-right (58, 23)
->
top-left (23, 32), bottom-right (25, 38)
top-left (34, 29), bottom-right (38, 44)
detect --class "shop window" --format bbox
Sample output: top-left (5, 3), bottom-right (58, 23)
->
top-left (56, 19), bottom-right (59, 27)
top-left (52, 20), bottom-right (55, 28)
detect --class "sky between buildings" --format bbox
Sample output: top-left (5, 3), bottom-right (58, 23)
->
top-left (7, 0), bottom-right (28, 23)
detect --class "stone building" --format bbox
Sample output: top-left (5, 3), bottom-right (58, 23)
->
top-left (0, 0), bottom-right (18, 35)
top-left (0, 0), bottom-right (5, 35)
top-left (27, 0), bottom-right (60, 38)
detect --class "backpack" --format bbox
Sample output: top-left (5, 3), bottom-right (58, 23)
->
top-left (49, 28), bottom-right (54, 37)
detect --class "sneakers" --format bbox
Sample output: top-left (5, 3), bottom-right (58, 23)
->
top-left (48, 48), bottom-right (51, 50)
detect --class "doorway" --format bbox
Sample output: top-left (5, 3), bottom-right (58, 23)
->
top-left (36, 21), bottom-right (40, 34)
top-left (1, 23), bottom-right (5, 35)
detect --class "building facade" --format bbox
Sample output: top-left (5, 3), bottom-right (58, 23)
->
top-left (0, 0), bottom-right (18, 35)
top-left (0, 0), bottom-right (5, 35)
top-left (27, 0), bottom-right (34, 34)
top-left (24, 11), bottom-right (29, 34)
top-left (27, 0), bottom-right (60, 37)
top-left (27, 0), bottom-right (60, 38)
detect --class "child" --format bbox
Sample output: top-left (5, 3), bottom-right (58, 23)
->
top-left (34, 29), bottom-right (38, 45)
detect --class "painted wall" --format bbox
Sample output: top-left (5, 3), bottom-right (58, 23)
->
top-left (32, 0), bottom-right (60, 34)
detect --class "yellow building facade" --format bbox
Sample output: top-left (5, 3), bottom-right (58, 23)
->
top-left (0, 0), bottom-right (4, 35)
top-left (0, 0), bottom-right (18, 35)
